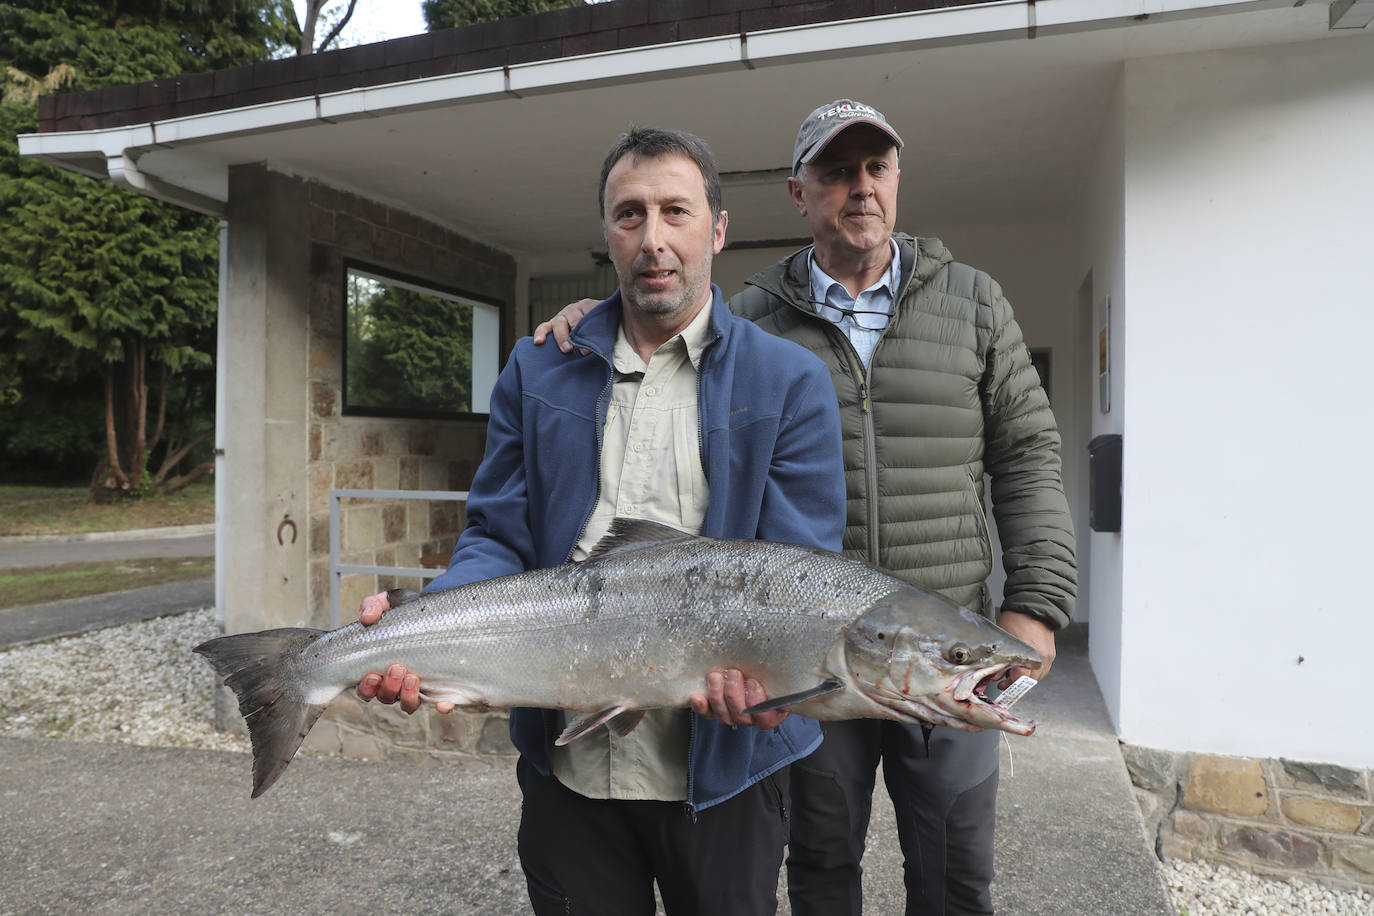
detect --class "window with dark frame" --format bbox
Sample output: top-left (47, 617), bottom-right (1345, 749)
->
top-left (342, 262), bottom-right (502, 420)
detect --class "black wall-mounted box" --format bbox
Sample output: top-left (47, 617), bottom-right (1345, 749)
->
top-left (1089, 434), bottom-right (1123, 532)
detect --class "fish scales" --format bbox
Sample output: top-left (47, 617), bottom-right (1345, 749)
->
top-left (298, 537), bottom-right (893, 710)
top-left (195, 518), bottom-right (1041, 797)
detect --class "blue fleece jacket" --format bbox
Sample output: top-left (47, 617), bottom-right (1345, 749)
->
top-left (424, 284), bottom-right (845, 813)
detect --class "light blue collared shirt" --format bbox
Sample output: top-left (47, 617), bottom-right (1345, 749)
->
top-left (808, 238), bottom-right (902, 370)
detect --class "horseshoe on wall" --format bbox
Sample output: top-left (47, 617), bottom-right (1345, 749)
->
top-left (277, 518), bottom-right (297, 546)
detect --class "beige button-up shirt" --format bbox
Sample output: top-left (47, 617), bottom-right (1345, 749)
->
top-left (551, 299), bottom-right (714, 801)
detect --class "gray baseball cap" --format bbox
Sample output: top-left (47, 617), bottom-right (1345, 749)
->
top-left (792, 99), bottom-right (903, 174)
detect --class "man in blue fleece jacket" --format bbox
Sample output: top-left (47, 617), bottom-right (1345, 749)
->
top-left (356, 126), bottom-right (844, 915)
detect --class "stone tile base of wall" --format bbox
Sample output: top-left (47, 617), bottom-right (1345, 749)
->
top-left (1123, 743), bottom-right (1374, 892)
top-left (303, 697), bottom-right (516, 764)
top-left (214, 687), bottom-right (516, 770)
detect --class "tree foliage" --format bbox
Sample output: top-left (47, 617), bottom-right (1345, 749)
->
top-left (0, 1), bottom-right (285, 491)
top-left (422, 0), bottom-right (580, 30)
top-left (346, 274), bottom-right (474, 414)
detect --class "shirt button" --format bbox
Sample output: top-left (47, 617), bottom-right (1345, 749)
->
top-left (644, 386), bottom-right (657, 397)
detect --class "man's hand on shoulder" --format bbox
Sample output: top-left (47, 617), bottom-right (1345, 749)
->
top-left (532, 298), bottom-right (598, 353)
top-left (690, 668), bottom-right (789, 730)
top-left (354, 591), bottom-right (454, 714)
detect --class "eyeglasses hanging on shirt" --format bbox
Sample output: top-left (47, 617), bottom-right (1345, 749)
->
top-left (810, 300), bottom-right (894, 331)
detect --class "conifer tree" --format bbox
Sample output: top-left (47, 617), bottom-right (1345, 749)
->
top-left (0, 2), bottom-right (287, 493)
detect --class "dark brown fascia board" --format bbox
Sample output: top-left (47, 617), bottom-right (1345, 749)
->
top-left (36, 0), bottom-right (982, 133)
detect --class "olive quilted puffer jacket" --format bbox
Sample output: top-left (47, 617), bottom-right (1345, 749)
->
top-left (730, 235), bottom-right (1076, 627)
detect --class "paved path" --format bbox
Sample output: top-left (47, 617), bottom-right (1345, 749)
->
top-left (0, 527), bottom-right (213, 568)
top-left (0, 626), bottom-right (1175, 915)
top-left (0, 526), bottom-right (215, 648)
top-left (0, 578), bottom-right (214, 649)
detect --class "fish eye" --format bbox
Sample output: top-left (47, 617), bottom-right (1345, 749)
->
top-left (947, 644), bottom-right (972, 665)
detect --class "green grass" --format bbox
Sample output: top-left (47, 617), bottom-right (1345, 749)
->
top-left (0, 557), bottom-right (215, 607)
top-left (0, 482), bottom-right (216, 603)
top-left (0, 479), bottom-right (215, 536)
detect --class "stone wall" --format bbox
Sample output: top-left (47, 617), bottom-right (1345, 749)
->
top-left (302, 178), bottom-right (513, 630)
top-left (1124, 744), bottom-right (1374, 891)
top-left (290, 177), bottom-right (517, 758)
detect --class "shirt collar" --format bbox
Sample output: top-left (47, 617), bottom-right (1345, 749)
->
top-left (808, 237), bottom-right (901, 307)
top-left (611, 296), bottom-right (715, 374)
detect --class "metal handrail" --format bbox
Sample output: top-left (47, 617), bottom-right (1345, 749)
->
top-left (329, 487), bottom-right (468, 627)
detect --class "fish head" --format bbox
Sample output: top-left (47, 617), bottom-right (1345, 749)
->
top-left (841, 592), bottom-right (1042, 735)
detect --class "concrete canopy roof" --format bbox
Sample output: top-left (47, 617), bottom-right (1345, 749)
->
top-left (19, 0), bottom-right (1348, 264)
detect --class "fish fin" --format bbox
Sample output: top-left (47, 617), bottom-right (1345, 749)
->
top-left (607, 709), bottom-right (647, 737)
top-left (193, 629), bottom-right (334, 798)
top-left (385, 587), bottom-right (422, 607)
top-left (416, 679), bottom-right (485, 707)
top-left (555, 705), bottom-right (631, 745)
top-left (740, 677), bottom-right (845, 715)
top-left (584, 518), bottom-right (695, 560)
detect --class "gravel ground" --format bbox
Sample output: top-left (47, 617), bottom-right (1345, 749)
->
top-left (1165, 859), bottom-right (1374, 915)
top-left (3, 609), bottom-right (1373, 915)
top-left (0, 607), bottom-right (247, 754)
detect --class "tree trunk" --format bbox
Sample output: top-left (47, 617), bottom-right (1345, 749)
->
top-left (103, 366), bottom-right (129, 491)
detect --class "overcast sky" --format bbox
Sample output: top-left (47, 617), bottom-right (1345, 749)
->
top-left (294, 1), bottom-right (429, 48)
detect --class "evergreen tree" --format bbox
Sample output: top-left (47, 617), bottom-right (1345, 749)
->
top-left (422, 0), bottom-right (580, 30)
top-left (0, 2), bottom-right (286, 492)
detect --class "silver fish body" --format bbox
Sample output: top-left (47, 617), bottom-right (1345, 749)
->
top-left (196, 519), bottom-right (1039, 797)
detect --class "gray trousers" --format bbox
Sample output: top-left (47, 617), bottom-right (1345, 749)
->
top-left (786, 721), bottom-right (1001, 916)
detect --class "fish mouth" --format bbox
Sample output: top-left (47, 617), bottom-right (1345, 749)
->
top-left (943, 664), bottom-right (1037, 736)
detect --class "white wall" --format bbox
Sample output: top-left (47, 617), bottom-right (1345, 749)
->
top-left (1081, 71), bottom-right (1128, 729)
top-left (1118, 34), bottom-right (1374, 768)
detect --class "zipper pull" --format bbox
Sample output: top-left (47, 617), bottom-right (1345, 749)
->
top-left (859, 380), bottom-right (871, 414)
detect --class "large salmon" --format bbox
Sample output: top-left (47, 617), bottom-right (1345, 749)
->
top-left (195, 518), bottom-right (1039, 797)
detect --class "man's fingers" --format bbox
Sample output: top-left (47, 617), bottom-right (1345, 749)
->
top-left (357, 672), bottom-right (382, 700)
top-left (551, 315), bottom-right (574, 353)
top-left (743, 677), bottom-right (787, 730)
top-left (377, 663), bottom-right (407, 704)
top-left (705, 670), bottom-right (731, 722)
top-left (401, 673), bottom-right (421, 715)
top-left (722, 669), bottom-right (752, 726)
top-left (359, 592), bottom-right (390, 626)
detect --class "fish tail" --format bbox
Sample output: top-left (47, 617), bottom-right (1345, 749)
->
top-left (194, 628), bottom-right (331, 798)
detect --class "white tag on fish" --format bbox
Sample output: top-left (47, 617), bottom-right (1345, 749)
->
top-left (996, 675), bottom-right (1037, 709)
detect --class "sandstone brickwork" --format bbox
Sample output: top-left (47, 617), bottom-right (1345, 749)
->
top-left (1123, 743), bottom-right (1374, 892)
top-left (294, 176), bottom-right (517, 759)
top-left (302, 177), bottom-right (513, 631)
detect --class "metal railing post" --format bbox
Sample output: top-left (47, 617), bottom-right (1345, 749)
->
top-left (328, 488), bottom-right (468, 629)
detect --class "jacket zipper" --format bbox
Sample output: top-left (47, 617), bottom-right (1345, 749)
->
top-left (845, 348), bottom-right (881, 565)
top-left (683, 327), bottom-right (722, 824)
top-left (684, 711), bottom-right (698, 822)
top-left (566, 355), bottom-right (615, 562)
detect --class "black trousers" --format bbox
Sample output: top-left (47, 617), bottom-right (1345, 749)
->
top-left (516, 757), bottom-right (790, 916)
top-left (786, 721), bottom-right (1000, 916)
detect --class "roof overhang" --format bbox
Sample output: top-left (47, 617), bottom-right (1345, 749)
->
top-left (17, 0), bottom-right (1356, 262)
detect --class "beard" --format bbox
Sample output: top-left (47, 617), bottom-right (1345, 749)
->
top-left (617, 250), bottom-right (712, 319)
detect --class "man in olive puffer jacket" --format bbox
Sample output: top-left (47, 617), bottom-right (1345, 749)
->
top-left (535, 100), bottom-right (1076, 915)
top-left (732, 100), bottom-right (1077, 916)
